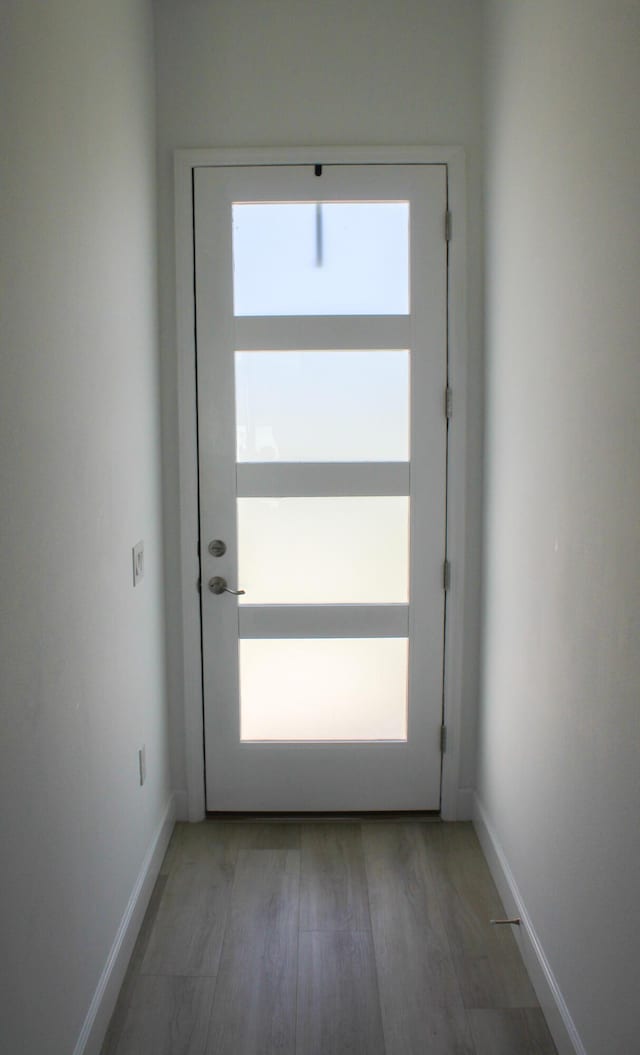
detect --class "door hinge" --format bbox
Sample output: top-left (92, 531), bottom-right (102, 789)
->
top-left (443, 558), bottom-right (451, 591)
top-left (440, 724), bottom-right (448, 752)
top-left (445, 209), bottom-right (452, 242)
top-left (445, 386), bottom-right (452, 420)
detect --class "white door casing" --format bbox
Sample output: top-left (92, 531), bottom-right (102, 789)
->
top-left (173, 147), bottom-right (468, 821)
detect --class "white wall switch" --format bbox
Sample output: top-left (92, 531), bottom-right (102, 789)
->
top-left (132, 540), bottom-right (144, 586)
top-left (138, 745), bottom-right (146, 786)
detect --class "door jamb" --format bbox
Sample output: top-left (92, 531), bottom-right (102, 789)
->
top-left (173, 146), bottom-right (468, 821)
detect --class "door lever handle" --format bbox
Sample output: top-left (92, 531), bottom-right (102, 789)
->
top-left (208, 576), bottom-right (246, 596)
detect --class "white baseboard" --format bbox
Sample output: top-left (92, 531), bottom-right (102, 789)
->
top-left (173, 788), bottom-right (189, 821)
top-left (473, 794), bottom-right (586, 1055)
top-left (72, 792), bottom-right (177, 1055)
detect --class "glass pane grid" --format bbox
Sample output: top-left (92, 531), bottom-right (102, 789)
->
top-left (231, 196), bottom-right (414, 747)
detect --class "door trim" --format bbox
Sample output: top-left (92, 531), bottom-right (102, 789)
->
top-left (173, 146), bottom-right (469, 821)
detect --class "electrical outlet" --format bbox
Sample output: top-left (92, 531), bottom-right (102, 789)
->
top-left (132, 540), bottom-right (144, 586)
top-left (138, 745), bottom-right (146, 786)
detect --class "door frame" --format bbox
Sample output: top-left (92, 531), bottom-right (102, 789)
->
top-left (173, 146), bottom-right (469, 821)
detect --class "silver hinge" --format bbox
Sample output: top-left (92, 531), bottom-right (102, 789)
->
top-left (443, 558), bottom-right (451, 591)
top-left (440, 724), bottom-right (448, 752)
top-left (445, 209), bottom-right (452, 242)
top-left (445, 386), bottom-right (452, 420)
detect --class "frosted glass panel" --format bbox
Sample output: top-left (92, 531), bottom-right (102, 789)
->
top-left (235, 350), bottom-right (409, 462)
top-left (232, 203), bottom-right (409, 316)
top-left (238, 497), bottom-right (409, 604)
top-left (240, 638), bottom-right (408, 741)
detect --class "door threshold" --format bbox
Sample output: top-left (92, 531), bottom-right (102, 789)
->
top-left (205, 810), bottom-right (442, 823)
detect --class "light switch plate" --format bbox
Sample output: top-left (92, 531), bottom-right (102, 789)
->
top-left (132, 540), bottom-right (144, 586)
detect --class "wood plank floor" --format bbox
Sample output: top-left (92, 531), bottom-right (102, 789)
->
top-left (101, 821), bottom-right (557, 1055)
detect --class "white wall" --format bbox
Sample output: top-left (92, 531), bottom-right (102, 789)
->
top-left (154, 0), bottom-right (485, 808)
top-left (479, 3), bottom-right (640, 1053)
top-left (0, 3), bottom-right (170, 1053)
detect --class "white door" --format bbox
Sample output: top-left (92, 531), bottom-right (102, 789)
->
top-left (194, 163), bottom-right (448, 811)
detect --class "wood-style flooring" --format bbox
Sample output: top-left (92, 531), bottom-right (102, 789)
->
top-left (101, 821), bottom-right (557, 1055)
